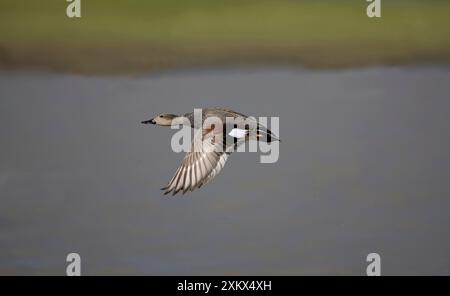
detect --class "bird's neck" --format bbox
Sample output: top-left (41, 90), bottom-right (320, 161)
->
top-left (170, 115), bottom-right (192, 126)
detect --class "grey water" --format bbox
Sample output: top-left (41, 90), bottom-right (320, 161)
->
top-left (1, 66), bottom-right (450, 275)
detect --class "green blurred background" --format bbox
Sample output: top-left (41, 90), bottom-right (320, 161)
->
top-left (0, 0), bottom-right (449, 74)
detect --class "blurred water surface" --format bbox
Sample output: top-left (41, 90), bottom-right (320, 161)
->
top-left (0, 66), bottom-right (450, 275)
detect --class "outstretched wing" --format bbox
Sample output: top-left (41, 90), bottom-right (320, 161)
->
top-left (161, 128), bottom-right (231, 195)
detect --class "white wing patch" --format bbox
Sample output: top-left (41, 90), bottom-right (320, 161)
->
top-left (228, 128), bottom-right (248, 138)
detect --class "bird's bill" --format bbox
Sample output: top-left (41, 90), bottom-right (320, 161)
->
top-left (141, 119), bottom-right (156, 124)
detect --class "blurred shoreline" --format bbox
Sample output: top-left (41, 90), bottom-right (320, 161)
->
top-left (1, 0), bottom-right (449, 75)
top-left (1, 43), bottom-right (450, 75)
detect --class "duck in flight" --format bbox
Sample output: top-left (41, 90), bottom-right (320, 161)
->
top-left (141, 107), bottom-right (279, 195)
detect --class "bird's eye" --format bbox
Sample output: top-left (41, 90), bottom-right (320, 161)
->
top-left (159, 115), bottom-right (164, 118)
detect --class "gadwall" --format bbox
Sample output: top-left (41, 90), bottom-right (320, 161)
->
top-left (142, 107), bottom-right (279, 195)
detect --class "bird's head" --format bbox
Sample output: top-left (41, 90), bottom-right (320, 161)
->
top-left (141, 113), bottom-right (178, 126)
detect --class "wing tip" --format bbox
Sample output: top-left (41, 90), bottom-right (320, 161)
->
top-left (161, 186), bottom-right (171, 196)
